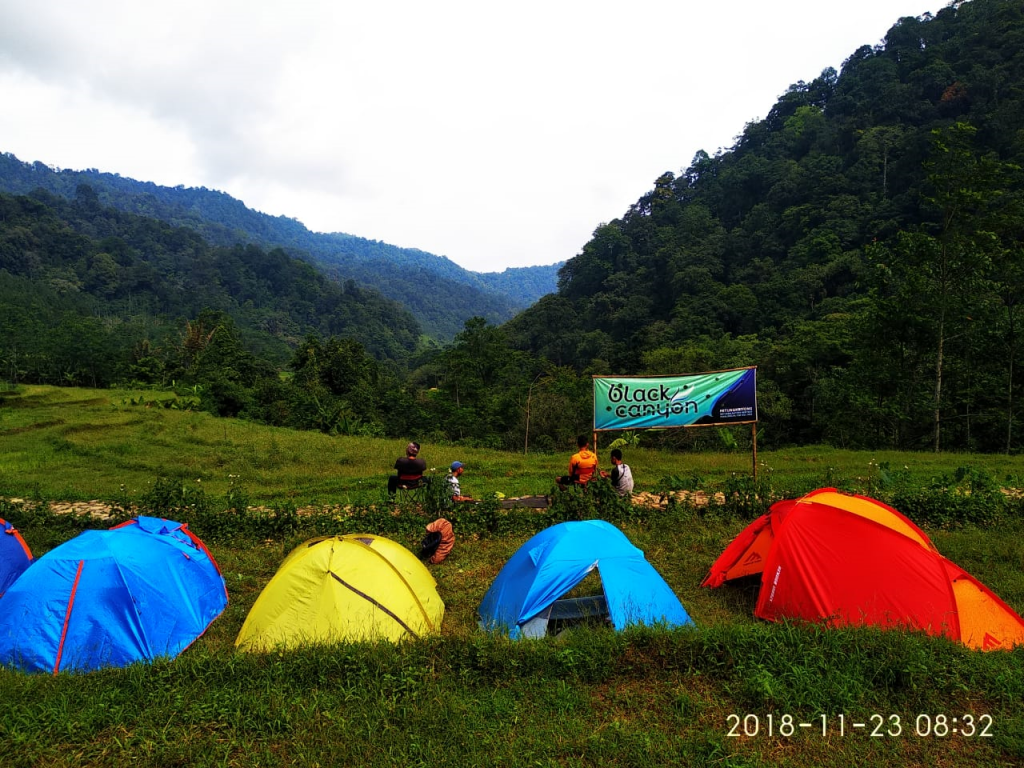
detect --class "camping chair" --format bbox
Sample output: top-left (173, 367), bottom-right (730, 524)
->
top-left (391, 474), bottom-right (430, 503)
top-left (556, 473), bottom-right (594, 495)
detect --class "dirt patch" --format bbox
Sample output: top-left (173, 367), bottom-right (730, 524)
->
top-left (12, 487), bottom-right (1020, 521)
top-left (631, 490), bottom-right (726, 508)
top-left (7, 499), bottom-right (120, 521)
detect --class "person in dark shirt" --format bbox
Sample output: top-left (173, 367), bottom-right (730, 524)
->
top-left (388, 441), bottom-right (427, 495)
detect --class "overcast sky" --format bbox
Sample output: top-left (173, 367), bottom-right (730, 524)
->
top-left (0, 1), bottom-right (940, 273)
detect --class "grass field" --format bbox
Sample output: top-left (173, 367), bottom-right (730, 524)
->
top-left (5, 385), bottom-right (1024, 506)
top-left (2, 385), bottom-right (1024, 767)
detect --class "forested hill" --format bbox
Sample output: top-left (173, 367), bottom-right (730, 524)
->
top-left (474, 263), bottom-right (566, 300)
top-left (0, 154), bottom-right (561, 339)
top-left (505, 0), bottom-right (1024, 451)
top-left (0, 188), bottom-right (421, 386)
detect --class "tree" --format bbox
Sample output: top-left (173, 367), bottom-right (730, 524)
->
top-left (917, 123), bottom-right (1004, 451)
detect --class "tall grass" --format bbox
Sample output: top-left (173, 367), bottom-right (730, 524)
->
top-left (2, 623), bottom-right (1022, 767)
top-left (3, 499), bottom-right (1024, 767)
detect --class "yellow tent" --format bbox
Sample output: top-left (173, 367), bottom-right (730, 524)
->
top-left (236, 534), bottom-right (444, 650)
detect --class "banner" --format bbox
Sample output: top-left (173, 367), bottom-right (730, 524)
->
top-left (593, 367), bottom-right (757, 431)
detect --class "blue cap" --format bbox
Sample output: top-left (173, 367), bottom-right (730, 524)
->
top-left (450, 461), bottom-right (463, 471)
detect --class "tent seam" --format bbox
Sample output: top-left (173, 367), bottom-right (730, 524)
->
top-left (343, 536), bottom-right (437, 631)
top-left (328, 571), bottom-right (419, 639)
top-left (53, 559), bottom-right (84, 675)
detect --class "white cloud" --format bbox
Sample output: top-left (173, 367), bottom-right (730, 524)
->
top-left (0, 0), bottom-right (940, 271)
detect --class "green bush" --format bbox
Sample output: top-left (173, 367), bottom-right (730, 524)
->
top-left (4, 465), bottom-right (1018, 553)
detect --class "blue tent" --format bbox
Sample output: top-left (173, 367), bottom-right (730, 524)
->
top-left (478, 520), bottom-right (693, 638)
top-left (0, 518), bottom-right (32, 596)
top-left (0, 516), bottom-right (227, 674)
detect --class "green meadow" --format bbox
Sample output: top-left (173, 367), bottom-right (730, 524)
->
top-left (5, 385), bottom-right (1024, 506)
top-left (2, 385), bottom-right (1024, 767)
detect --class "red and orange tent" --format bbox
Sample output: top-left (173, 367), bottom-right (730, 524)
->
top-left (702, 488), bottom-right (1024, 651)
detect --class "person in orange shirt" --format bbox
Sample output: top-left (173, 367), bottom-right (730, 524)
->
top-left (556, 435), bottom-right (599, 490)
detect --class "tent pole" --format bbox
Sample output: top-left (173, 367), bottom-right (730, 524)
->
top-left (751, 423), bottom-right (758, 480)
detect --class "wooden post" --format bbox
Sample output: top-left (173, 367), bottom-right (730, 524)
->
top-left (751, 422), bottom-right (758, 480)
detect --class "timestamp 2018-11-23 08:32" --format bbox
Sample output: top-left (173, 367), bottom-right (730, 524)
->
top-left (726, 713), bottom-right (994, 739)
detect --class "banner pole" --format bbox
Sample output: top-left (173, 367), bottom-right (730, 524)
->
top-left (751, 423), bottom-right (758, 480)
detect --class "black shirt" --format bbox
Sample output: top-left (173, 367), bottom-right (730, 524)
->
top-left (395, 456), bottom-right (426, 477)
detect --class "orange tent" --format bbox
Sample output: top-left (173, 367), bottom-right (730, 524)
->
top-left (702, 488), bottom-right (1024, 651)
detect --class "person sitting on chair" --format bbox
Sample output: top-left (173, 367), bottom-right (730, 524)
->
top-left (388, 441), bottom-right (427, 495)
top-left (556, 435), bottom-right (599, 490)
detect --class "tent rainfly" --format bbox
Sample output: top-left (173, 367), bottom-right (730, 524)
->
top-left (478, 520), bottom-right (693, 638)
top-left (236, 533), bottom-right (444, 650)
top-left (0, 516), bottom-right (227, 673)
top-left (0, 517), bottom-right (32, 596)
top-left (703, 488), bottom-right (1024, 651)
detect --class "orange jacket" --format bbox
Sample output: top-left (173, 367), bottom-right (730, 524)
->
top-left (569, 449), bottom-right (599, 483)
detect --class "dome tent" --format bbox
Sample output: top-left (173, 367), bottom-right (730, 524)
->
top-left (0, 517), bottom-right (32, 596)
top-left (0, 516), bottom-right (227, 674)
top-left (478, 520), bottom-right (693, 639)
top-left (236, 533), bottom-right (444, 651)
top-left (703, 488), bottom-right (1024, 651)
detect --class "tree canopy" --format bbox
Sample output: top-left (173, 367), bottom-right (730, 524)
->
top-left (505, 0), bottom-right (1024, 452)
top-left (4, 0), bottom-right (1024, 454)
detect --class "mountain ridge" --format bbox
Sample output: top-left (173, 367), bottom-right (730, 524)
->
top-left (0, 153), bottom-right (562, 339)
